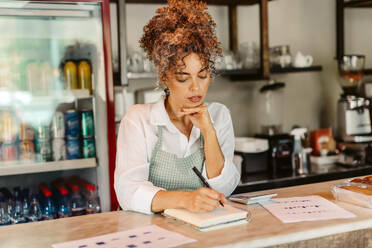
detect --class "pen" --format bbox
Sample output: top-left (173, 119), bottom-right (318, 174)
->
top-left (192, 166), bottom-right (224, 207)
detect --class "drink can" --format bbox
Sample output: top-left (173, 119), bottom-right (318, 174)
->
top-left (65, 110), bottom-right (80, 140)
top-left (1, 111), bottom-right (18, 142)
top-left (1, 142), bottom-right (18, 161)
top-left (82, 138), bottom-right (96, 158)
top-left (19, 141), bottom-right (35, 161)
top-left (35, 139), bottom-right (52, 162)
top-left (52, 138), bottom-right (66, 161)
top-left (36, 123), bottom-right (50, 140)
top-left (20, 123), bottom-right (35, 141)
top-left (66, 139), bottom-right (81, 160)
top-left (81, 110), bottom-right (94, 138)
top-left (51, 111), bottom-right (65, 138)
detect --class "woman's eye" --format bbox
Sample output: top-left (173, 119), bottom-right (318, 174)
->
top-left (198, 72), bottom-right (208, 79)
top-left (176, 76), bottom-right (188, 82)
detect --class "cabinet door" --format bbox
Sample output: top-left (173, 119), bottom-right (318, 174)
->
top-left (0, 0), bottom-right (115, 212)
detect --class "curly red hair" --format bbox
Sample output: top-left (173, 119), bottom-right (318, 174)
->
top-left (139, 0), bottom-right (222, 84)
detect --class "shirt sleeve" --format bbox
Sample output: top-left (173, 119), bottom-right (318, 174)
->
top-left (202, 105), bottom-right (240, 196)
top-left (114, 115), bottom-right (164, 215)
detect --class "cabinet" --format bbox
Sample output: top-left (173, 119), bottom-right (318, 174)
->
top-left (111, 0), bottom-right (322, 85)
top-left (0, 0), bottom-right (116, 212)
top-left (336, 0), bottom-right (372, 74)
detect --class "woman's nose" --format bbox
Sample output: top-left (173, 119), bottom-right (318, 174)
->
top-left (190, 78), bottom-right (200, 91)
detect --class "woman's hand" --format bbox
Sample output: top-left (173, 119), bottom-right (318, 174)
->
top-left (183, 187), bottom-right (227, 213)
top-left (178, 103), bottom-right (213, 134)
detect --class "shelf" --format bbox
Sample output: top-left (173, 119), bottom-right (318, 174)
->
top-left (126, 66), bottom-right (322, 81)
top-left (364, 69), bottom-right (372, 75)
top-left (0, 158), bottom-right (96, 176)
top-left (344, 0), bottom-right (372, 8)
top-left (114, 0), bottom-right (271, 6)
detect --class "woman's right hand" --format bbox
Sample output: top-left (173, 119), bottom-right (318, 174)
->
top-left (183, 187), bottom-right (226, 213)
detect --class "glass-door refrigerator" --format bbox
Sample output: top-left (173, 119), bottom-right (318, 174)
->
top-left (0, 0), bottom-right (117, 225)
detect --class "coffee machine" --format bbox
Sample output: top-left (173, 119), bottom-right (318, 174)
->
top-left (337, 55), bottom-right (372, 143)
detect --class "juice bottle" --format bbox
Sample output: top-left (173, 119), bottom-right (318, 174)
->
top-left (64, 61), bottom-right (78, 90)
top-left (78, 60), bottom-right (92, 94)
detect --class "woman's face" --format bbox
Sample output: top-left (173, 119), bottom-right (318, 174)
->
top-left (165, 53), bottom-right (210, 108)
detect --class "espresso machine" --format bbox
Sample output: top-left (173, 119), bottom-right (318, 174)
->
top-left (337, 55), bottom-right (372, 143)
top-left (337, 55), bottom-right (372, 166)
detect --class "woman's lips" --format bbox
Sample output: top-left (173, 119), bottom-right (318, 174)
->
top-left (188, 96), bottom-right (202, 103)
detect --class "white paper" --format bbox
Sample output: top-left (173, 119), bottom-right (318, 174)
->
top-left (52, 225), bottom-right (196, 248)
top-left (262, 195), bottom-right (356, 223)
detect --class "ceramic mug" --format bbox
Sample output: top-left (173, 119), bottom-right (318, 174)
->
top-left (294, 51), bottom-right (313, 68)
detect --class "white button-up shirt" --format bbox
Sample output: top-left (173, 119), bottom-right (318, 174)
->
top-left (114, 97), bottom-right (240, 214)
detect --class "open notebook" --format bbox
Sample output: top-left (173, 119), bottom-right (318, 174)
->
top-left (163, 204), bottom-right (249, 231)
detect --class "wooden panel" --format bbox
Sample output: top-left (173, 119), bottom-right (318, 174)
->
top-left (228, 5), bottom-right (238, 53)
top-left (121, 0), bottom-right (264, 5)
top-left (336, 0), bottom-right (345, 60)
top-left (267, 228), bottom-right (372, 248)
top-left (259, 0), bottom-right (270, 78)
top-left (344, 0), bottom-right (372, 8)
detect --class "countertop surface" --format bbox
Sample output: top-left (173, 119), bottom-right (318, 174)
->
top-left (234, 163), bottom-right (372, 194)
top-left (1, 177), bottom-right (372, 248)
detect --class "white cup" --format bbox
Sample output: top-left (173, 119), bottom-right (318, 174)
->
top-left (294, 51), bottom-right (313, 68)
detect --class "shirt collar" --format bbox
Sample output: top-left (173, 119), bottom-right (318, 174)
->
top-left (149, 96), bottom-right (215, 133)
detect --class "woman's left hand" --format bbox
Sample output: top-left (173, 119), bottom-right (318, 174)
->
top-left (178, 103), bottom-right (213, 134)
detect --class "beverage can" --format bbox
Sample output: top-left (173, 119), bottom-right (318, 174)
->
top-left (19, 141), bottom-right (35, 161)
top-left (20, 123), bottom-right (35, 141)
top-left (1, 110), bottom-right (18, 142)
top-left (66, 139), bottom-right (81, 160)
top-left (64, 61), bottom-right (79, 89)
top-left (81, 110), bottom-right (94, 138)
top-left (51, 111), bottom-right (65, 138)
top-left (35, 139), bottom-right (52, 162)
top-left (82, 138), bottom-right (96, 158)
top-left (65, 110), bottom-right (80, 140)
top-left (36, 123), bottom-right (50, 140)
top-left (52, 138), bottom-right (66, 161)
top-left (1, 142), bottom-right (18, 161)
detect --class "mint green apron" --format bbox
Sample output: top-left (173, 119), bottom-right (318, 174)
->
top-left (148, 126), bottom-right (204, 191)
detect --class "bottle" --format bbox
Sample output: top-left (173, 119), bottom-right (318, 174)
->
top-left (72, 177), bottom-right (101, 214)
top-left (12, 187), bottom-right (26, 224)
top-left (64, 61), bottom-right (79, 90)
top-left (53, 183), bottom-right (71, 218)
top-left (290, 128), bottom-right (312, 175)
top-left (0, 196), bottom-right (11, 226)
top-left (21, 188), bottom-right (30, 220)
top-left (78, 60), bottom-right (92, 94)
top-left (65, 180), bottom-right (85, 216)
top-left (28, 194), bottom-right (42, 222)
top-left (40, 183), bottom-right (56, 220)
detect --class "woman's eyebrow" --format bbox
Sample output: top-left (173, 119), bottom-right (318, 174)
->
top-left (199, 67), bottom-right (208, 72)
top-left (174, 71), bottom-right (189, 75)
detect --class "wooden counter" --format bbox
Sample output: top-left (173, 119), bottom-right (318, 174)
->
top-left (1, 178), bottom-right (372, 248)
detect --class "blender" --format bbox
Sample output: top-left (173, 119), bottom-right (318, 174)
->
top-left (259, 80), bottom-right (285, 136)
top-left (336, 55), bottom-right (372, 143)
top-left (256, 80), bottom-right (294, 177)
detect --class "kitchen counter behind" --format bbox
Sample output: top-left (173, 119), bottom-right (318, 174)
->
top-left (234, 162), bottom-right (372, 194)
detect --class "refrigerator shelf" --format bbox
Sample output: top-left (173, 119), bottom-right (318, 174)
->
top-left (0, 158), bottom-right (96, 176)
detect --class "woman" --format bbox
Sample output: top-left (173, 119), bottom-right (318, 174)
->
top-left (115, 0), bottom-right (240, 215)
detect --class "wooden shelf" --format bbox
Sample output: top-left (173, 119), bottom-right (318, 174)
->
top-left (125, 66), bottom-right (322, 81)
top-left (113, 0), bottom-right (272, 6)
top-left (344, 0), bottom-right (372, 8)
top-left (0, 158), bottom-right (96, 176)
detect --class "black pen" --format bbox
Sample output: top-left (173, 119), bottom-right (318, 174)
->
top-left (192, 166), bottom-right (224, 207)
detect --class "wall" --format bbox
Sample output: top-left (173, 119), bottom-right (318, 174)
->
top-left (111, 0), bottom-right (372, 137)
